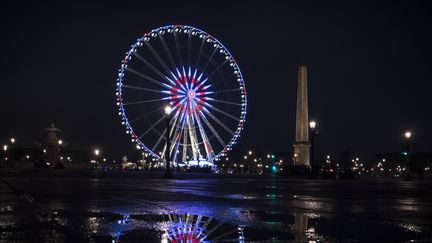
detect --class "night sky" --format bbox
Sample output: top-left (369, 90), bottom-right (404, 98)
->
top-left (1, 1), bottom-right (431, 160)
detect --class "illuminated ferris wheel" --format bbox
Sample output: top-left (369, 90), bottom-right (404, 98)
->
top-left (116, 25), bottom-right (247, 165)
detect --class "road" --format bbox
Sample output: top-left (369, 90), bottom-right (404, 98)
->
top-left (1, 171), bottom-right (431, 242)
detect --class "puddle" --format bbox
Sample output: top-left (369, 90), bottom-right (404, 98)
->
top-left (1, 206), bottom-right (431, 242)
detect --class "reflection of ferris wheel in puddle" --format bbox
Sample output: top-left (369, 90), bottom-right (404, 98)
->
top-left (116, 25), bottom-right (247, 165)
top-left (163, 214), bottom-right (245, 242)
top-left (111, 213), bottom-right (245, 242)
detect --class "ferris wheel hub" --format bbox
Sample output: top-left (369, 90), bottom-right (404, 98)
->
top-left (187, 90), bottom-right (196, 99)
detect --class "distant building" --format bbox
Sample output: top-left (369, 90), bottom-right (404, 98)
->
top-left (10, 123), bottom-right (92, 170)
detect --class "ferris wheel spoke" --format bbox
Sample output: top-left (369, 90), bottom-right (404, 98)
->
top-left (158, 35), bottom-right (177, 70)
top-left (187, 113), bottom-right (201, 159)
top-left (194, 38), bottom-right (205, 69)
top-left (200, 108), bottom-right (235, 136)
top-left (129, 106), bottom-right (163, 123)
top-left (122, 84), bottom-right (164, 94)
top-left (206, 59), bottom-right (229, 80)
top-left (187, 32), bottom-right (192, 65)
top-left (132, 52), bottom-right (171, 83)
top-left (201, 47), bottom-right (218, 75)
top-left (171, 116), bottom-right (187, 163)
top-left (200, 101), bottom-right (240, 121)
top-left (168, 113), bottom-right (186, 158)
top-left (191, 106), bottom-right (214, 161)
top-left (152, 128), bottom-right (166, 153)
top-left (159, 110), bottom-right (181, 159)
top-left (208, 88), bottom-right (241, 94)
top-left (173, 31), bottom-right (184, 67)
top-left (182, 129), bottom-right (188, 162)
top-left (144, 41), bottom-right (174, 74)
top-left (123, 97), bottom-right (167, 106)
top-left (125, 67), bottom-right (170, 89)
top-left (204, 97), bottom-right (243, 106)
top-left (212, 72), bottom-right (238, 86)
top-left (197, 109), bottom-right (226, 148)
top-left (138, 116), bottom-right (165, 140)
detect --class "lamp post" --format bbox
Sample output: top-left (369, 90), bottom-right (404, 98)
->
top-left (309, 121), bottom-right (318, 178)
top-left (163, 105), bottom-right (174, 179)
top-left (293, 153), bottom-right (298, 165)
top-left (2, 145), bottom-right (7, 168)
top-left (9, 138), bottom-right (16, 168)
top-left (403, 131), bottom-right (412, 180)
top-left (93, 148), bottom-right (100, 170)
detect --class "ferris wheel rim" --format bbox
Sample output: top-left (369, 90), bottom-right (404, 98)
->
top-left (115, 25), bottom-right (247, 161)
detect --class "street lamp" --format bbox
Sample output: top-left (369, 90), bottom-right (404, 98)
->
top-left (403, 130), bottom-right (412, 180)
top-left (92, 148), bottom-right (100, 170)
top-left (163, 105), bottom-right (174, 179)
top-left (10, 138), bottom-right (15, 144)
top-left (58, 140), bottom-right (63, 145)
top-left (2, 145), bottom-right (7, 152)
top-left (309, 120), bottom-right (318, 178)
top-left (404, 131), bottom-right (411, 139)
top-left (248, 150), bottom-right (252, 155)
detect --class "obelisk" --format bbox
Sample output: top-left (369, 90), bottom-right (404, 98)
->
top-left (293, 65), bottom-right (310, 167)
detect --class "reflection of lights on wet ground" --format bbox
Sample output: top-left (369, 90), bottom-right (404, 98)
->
top-left (396, 222), bottom-right (423, 233)
top-left (238, 225), bottom-right (245, 242)
top-left (108, 213), bottom-right (243, 242)
top-left (227, 194), bottom-right (256, 200)
top-left (117, 214), bottom-right (130, 225)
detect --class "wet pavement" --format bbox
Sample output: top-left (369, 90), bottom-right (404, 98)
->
top-left (1, 171), bottom-right (431, 242)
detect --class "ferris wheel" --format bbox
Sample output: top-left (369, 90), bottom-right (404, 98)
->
top-left (115, 25), bottom-right (247, 165)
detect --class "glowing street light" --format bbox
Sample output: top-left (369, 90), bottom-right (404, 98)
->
top-left (404, 131), bottom-right (412, 139)
top-left (309, 120), bottom-right (318, 178)
top-left (309, 121), bottom-right (316, 129)
top-left (58, 140), bottom-right (63, 145)
top-left (293, 153), bottom-right (298, 165)
top-left (94, 149), bottom-right (100, 156)
top-left (164, 105), bottom-right (172, 116)
top-left (248, 150), bottom-right (252, 155)
top-left (2, 145), bottom-right (7, 151)
top-left (10, 138), bottom-right (15, 144)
